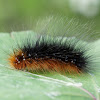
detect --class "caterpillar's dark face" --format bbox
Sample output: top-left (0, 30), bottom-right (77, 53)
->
top-left (8, 51), bottom-right (27, 69)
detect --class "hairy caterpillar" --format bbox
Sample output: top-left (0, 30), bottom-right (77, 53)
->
top-left (6, 17), bottom-right (99, 75)
top-left (7, 31), bottom-right (94, 75)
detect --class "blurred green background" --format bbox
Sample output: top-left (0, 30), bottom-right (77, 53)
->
top-left (0, 0), bottom-right (100, 37)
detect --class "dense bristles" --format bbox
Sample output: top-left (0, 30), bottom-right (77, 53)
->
top-left (8, 35), bottom-right (90, 74)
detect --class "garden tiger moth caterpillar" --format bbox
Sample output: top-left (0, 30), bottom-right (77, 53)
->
top-left (7, 31), bottom-right (94, 75)
top-left (6, 17), bottom-right (99, 75)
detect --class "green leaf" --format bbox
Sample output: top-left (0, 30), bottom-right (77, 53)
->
top-left (0, 32), bottom-right (100, 100)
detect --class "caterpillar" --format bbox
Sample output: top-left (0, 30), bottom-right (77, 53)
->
top-left (7, 17), bottom-right (98, 75)
top-left (7, 31), bottom-right (93, 75)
